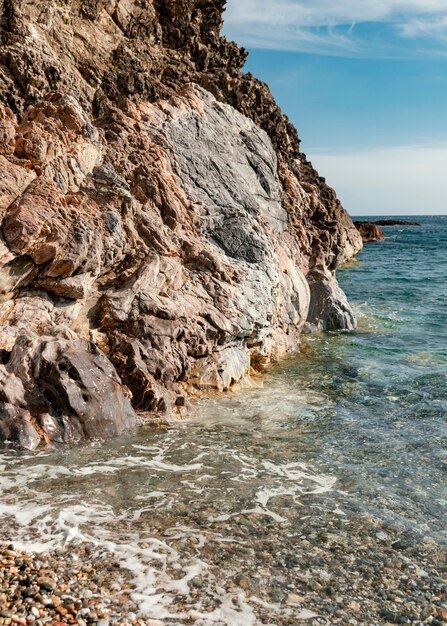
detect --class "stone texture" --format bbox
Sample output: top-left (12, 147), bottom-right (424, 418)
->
top-left (305, 274), bottom-right (357, 333)
top-left (0, 0), bottom-right (363, 448)
top-left (0, 331), bottom-right (137, 450)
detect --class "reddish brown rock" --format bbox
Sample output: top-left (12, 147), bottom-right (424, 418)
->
top-left (0, 155), bottom-right (36, 217)
top-left (0, 106), bottom-right (16, 155)
top-left (0, 1), bottom-right (363, 448)
top-left (354, 221), bottom-right (386, 243)
top-left (374, 219), bottom-right (420, 226)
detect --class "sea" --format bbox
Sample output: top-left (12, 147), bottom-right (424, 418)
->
top-left (0, 215), bottom-right (446, 623)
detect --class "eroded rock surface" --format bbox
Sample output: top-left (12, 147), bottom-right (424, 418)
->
top-left (0, 1), bottom-right (362, 448)
top-left (0, 331), bottom-right (136, 449)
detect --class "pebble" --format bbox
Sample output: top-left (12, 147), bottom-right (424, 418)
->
top-left (0, 545), bottom-right (140, 626)
top-left (36, 578), bottom-right (56, 592)
top-left (0, 509), bottom-right (445, 626)
top-left (287, 593), bottom-right (303, 605)
top-left (297, 608), bottom-right (319, 620)
top-left (437, 607), bottom-right (447, 620)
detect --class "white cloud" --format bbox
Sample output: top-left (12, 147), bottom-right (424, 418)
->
top-left (308, 144), bottom-right (447, 215)
top-left (399, 15), bottom-right (447, 41)
top-left (223, 0), bottom-right (447, 57)
top-left (225, 0), bottom-right (447, 27)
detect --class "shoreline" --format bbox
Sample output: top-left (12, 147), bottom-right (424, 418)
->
top-left (2, 234), bottom-right (445, 625)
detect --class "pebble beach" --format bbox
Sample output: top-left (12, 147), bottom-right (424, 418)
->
top-left (1, 505), bottom-right (446, 626)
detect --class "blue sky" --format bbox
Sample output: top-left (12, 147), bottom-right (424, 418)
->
top-left (223, 1), bottom-right (447, 215)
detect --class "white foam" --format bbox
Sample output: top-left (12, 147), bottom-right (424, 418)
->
top-left (0, 416), bottom-right (340, 624)
top-left (211, 506), bottom-right (286, 524)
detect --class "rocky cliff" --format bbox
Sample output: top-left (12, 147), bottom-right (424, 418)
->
top-left (0, 0), bottom-right (362, 449)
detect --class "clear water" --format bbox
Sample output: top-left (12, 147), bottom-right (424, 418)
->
top-left (0, 216), bottom-right (446, 623)
top-left (327, 215), bottom-right (447, 540)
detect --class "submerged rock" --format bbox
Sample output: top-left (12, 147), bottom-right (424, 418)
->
top-left (0, 1), bottom-right (363, 447)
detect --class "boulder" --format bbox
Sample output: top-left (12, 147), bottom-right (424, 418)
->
top-left (354, 221), bottom-right (385, 242)
top-left (0, 331), bottom-right (137, 449)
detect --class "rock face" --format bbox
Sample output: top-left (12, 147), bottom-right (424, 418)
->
top-left (354, 222), bottom-right (385, 243)
top-left (0, 0), bottom-right (363, 448)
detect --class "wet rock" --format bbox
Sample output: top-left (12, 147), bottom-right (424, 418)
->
top-left (305, 274), bottom-right (356, 332)
top-left (0, 366), bottom-right (41, 450)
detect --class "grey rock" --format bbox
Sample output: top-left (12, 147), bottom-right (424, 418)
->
top-left (305, 275), bottom-right (356, 332)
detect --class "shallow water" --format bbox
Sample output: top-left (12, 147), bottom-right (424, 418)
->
top-left (1, 215), bottom-right (446, 623)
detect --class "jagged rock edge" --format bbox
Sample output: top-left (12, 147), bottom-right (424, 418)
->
top-left (0, 1), bottom-right (363, 448)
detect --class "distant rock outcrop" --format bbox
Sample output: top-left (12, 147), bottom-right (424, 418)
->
top-left (354, 222), bottom-right (385, 242)
top-left (0, 0), bottom-right (362, 448)
top-left (354, 219), bottom-right (422, 243)
top-left (374, 220), bottom-right (420, 226)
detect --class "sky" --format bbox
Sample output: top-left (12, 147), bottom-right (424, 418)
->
top-left (222, 0), bottom-right (447, 215)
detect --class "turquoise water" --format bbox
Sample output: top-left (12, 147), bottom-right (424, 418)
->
top-left (0, 216), bottom-right (445, 622)
top-left (302, 215), bottom-right (447, 540)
